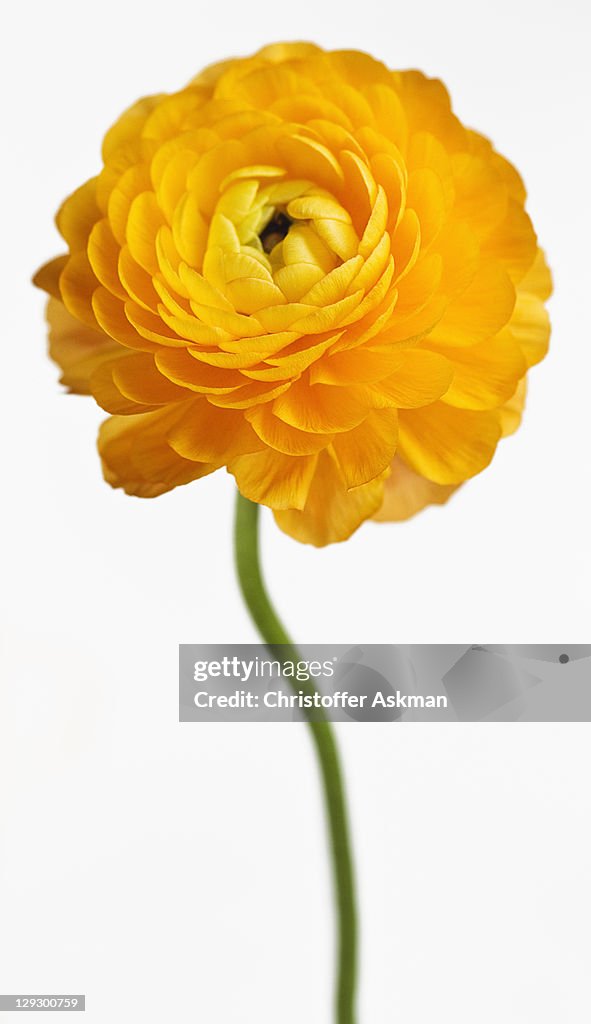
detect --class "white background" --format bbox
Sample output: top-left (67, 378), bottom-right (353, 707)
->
top-left (2, 0), bottom-right (590, 1020)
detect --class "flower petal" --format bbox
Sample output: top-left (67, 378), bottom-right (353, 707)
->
top-left (509, 292), bottom-right (551, 368)
top-left (331, 409), bottom-right (398, 488)
top-left (398, 402), bottom-right (501, 484)
top-left (274, 451), bottom-right (386, 545)
top-left (246, 404), bottom-right (333, 455)
top-left (99, 408), bottom-right (213, 497)
top-left (373, 455), bottom-right (458, 521)
top-left (273, 378), bottom-right (369, 433)
top-left (168, 401), bottom-right (262, 462)
top-left (33, 256), bottom-right (68, 300)
top-left (498, 378), bottom-right (527, 438)
top-left (45, 298), bottom-right (119, 394)
top-left (518, 248), bottom-right (552, 301)
top-left (436, 336), bottom-right (526, 410)
top-left (230, 448), bottom-right (318, 509)
top-left (377, 349), bottom-right (453, 408)
top-left (429, 263), bottom-right (515, 347)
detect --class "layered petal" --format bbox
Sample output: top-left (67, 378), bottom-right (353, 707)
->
top-left (373, 456), bottom-right (458, 521)
top-left (398, 403), bottom-right (502, 485)
top-left (275, 451), bottom-right (387, 545)
top-left (45, 297), bottom-right (120, 393)
top-left (99, 408), bottom-right (214, 497)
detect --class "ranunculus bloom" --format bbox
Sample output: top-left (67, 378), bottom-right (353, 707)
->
top-left (35, 42), bottom-right (551, 545)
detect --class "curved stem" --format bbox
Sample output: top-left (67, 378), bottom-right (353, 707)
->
top-left (234, 492), bottom-right (358, 1024)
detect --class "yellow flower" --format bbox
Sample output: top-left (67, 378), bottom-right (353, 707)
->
top-left (34, 42), bottom-right (551, 546)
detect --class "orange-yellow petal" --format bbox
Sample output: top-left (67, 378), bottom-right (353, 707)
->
top-left (246, 404), bottom-right (333, 455)
top-left (435, 336), bottom-right (526, 411)
top-left (331, 408), bottom-right (398, 488)
top-left (99, 408), bottom-right (213, 497)
top-left (398, 402), bottom-right (502, 485)
top-left (168, 401), bottom-right (262, 462)
top-left (229, 448), bottom-right (318, 509)
top-left (274, 451), bottom-right (387, 545)
top-left (45, 298), bottom-right (119, 394)
top-left (377, 349), bottom-right (453, 408)
top-left (33, 256), bottom-right (68, 301)
top-left (498, 378), bottom-right (527, 437)
top-left (373, 455), bottom-right (458, 521)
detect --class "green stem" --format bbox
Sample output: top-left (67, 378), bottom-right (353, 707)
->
top-left (234, 492), bottom-right (358, 1024)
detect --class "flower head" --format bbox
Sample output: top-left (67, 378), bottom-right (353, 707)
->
top-left (35, 42), bottom-right (551, 545)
